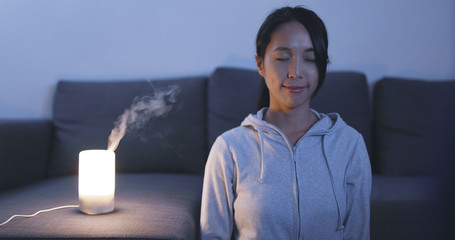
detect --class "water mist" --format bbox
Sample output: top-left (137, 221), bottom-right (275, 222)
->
top-left (107, 83), bottom-right (180, 152)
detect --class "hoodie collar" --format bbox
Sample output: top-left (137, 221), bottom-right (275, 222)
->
top-left (241, 107), bottom-right (345, 136)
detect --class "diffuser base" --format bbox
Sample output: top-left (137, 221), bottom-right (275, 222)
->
top-left (79, 194), bottom-right (114, 215)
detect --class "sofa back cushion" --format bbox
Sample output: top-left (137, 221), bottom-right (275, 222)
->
top-left (0, 120), bottom-right (52, 191)
top-left (207, 67), bottom-right (263, 147)
top-left (207, 68), bottom-right (373, 157)
top-left (48, 77), bottom-right (207, 177)
top-left (373, 78), bottom-right (455, 175)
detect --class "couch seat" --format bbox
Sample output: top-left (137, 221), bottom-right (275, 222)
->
top-left (0, 173), bottom-right (203, 239)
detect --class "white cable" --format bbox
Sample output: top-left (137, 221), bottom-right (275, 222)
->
top-left (0, 205), bottom-right (79, 227)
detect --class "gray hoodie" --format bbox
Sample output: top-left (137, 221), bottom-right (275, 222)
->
top-left (201, 108), bottom-right (371, 240)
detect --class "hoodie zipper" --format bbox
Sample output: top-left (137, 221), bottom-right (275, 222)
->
top-left (292, 146), bottom-right (301, 239)
top-left (281, 132), bottom-right (329, 239)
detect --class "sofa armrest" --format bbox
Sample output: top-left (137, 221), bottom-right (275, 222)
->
top-left (0, 119), bottom-right (52, 191)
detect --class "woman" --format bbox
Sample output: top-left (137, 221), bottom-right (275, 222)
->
top-left (201, 6), bottom-right (371, 240)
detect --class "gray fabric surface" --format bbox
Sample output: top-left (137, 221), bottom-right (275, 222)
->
top-left (0, 173), bottom-right (203, 239)
top-left (207, 67), bottom-right (263, 148)
top-left (371, 175), bottom-right (441, 201)
top-left (49, 77), bottom-right (208, 176)
top-left (373, 78), bottom-right (455, 175)
top-left (0, 120), bottom-right (52, 191)
top-left (370, 200), bottom-right (446, 240)
top-left (370, 175), bottom-right (447, 240)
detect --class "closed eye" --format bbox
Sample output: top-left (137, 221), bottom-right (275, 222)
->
top-left (276, 58), bottom-right (290, 61)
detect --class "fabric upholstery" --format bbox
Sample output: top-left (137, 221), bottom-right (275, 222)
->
top-left (0, 120), bottom-right (52, 191)
top-left (370, 175), bottom-right (447, 240)
top-left (207, 67), bottom-right (263, 147)
top-left (373, 78), bottom-right (455, 175)
top-left (0, 173), bottom-right (203, 239)
top-left (370, 199), bottom-right (445, 240)
top-left (371, 175), bottom-right (441, 201)
top-left (49, 77), bottom-right (208, 177)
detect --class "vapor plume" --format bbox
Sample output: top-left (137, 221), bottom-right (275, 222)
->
top-left (107, 83), bottom-right (180, 152)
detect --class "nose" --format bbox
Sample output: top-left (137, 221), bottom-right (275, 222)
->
top-left (287, 57), bottom-right (302, 80)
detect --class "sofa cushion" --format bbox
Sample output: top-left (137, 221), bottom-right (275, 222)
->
top-left (370, 175), bottom-right (446, 239)
top-left (0, 173), bottom-right (203, 239)
top-left (0, 120), bottom-right (52, 191)
top-left (373, 78), bottom-right (455, 175)
top-left (49, 77), bottom-right (207, 176)
top-left (207, 67), bottom-right (263, 147)
top-left (371, 175), bottom-right (441, 201)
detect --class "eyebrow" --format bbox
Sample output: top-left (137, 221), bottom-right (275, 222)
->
top-left (273, 47), bottom-right (314, 52)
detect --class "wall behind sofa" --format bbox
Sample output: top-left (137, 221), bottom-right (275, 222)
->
top-left (0, 0), bottom-right (454, 119)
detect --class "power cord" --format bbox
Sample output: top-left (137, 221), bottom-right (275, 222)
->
top-left (0, 205), bottom-right (79, 227)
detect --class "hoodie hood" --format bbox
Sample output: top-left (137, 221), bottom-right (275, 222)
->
top-left (241, 108), bottom-right (346, 137)
top-left (240, 107), bottom-right (347, 231)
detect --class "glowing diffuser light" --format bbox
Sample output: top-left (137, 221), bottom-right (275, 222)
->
top-left (78, 150), bottom-right (115, 215)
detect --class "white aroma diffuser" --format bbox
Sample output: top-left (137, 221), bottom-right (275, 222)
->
top-left (78, 149), bottom-right (115, 215)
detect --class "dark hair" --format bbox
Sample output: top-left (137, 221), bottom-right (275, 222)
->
top-left (256, 6), bottom-right (329, 110)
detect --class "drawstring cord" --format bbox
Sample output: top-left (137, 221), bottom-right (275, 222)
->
top-left (257, 130), bottom-right (265, 184)
top-left (256, 128), bottom-right (294, 184)
top-left (321, 135), bottom-right (345, 231)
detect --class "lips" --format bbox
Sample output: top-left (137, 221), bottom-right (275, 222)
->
top-left (282, 85), bottom-right (307, 93)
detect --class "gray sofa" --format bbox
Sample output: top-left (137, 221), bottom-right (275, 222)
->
top-left (0, 67), bottom-right (453, 239)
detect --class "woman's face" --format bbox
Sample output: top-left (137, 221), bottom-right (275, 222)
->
top-left (256, 21), bottom-right (318, 112)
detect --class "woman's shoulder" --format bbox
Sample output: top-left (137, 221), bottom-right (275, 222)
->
top-left (336, 122), bottom-right (362, 139)
top-left (314, 110), bottom-right (362, 138)
top-left (209, 125), bottom-right (258, 161)
top-left (217, 125), bottom-right (257, 143)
